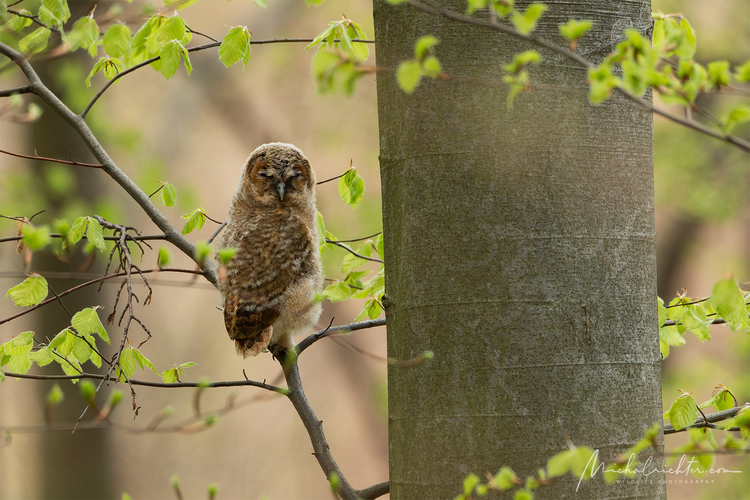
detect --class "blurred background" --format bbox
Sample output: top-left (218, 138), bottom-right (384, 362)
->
top-left (0, 0), bottom-right (748, 499)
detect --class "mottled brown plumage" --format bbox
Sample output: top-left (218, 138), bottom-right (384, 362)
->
top-left (216, 143), bottom-right (323, 357)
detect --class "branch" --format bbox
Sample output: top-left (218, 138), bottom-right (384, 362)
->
top-left (81, 38), bottom-right (375, 118)
top-left (0, 41), bottom-right (219, 286)
top-left (0, 147), bottom-right (103, 167)
top-left (296, 318), bottom-right (387, 354)
top-left (0, 84), bottom-right (34, 97)
top-left (326, 239), bottom-right (384, 264)
top-left (281, 354), bottom-right (359, 500)
top-left (663, 404), bottom-right (749, 434)
top-left (407, 0), bottom-right (750, 155)
top-left (3, 371), bottom-right (286, 393)
top-left (0, 268), bottom-right (203, 326)
top-left (0, 233), bottom-right (168, 244)
top-left (356, 482), bottom-right (390, 500)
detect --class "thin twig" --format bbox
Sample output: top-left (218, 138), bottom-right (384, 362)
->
top-left (4, 371), bottom-right (287, 392)
top-left (334, 232), bottom-right (382, 243)
top-left (0, 84), bottom-right (34, 97)
top-left (326, 240), bottom-right (384, 263)
top-left (0, 147), bottom-right (102, 167)
top-left (0, 268), bottom-right (204, 326)
top-left (296, 318), bottom-right (387, 354)
top-left (663, 404), bottom-right (749, 434)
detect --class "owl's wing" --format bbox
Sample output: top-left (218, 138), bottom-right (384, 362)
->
top-left (221, 213), bottom-right (317, 357)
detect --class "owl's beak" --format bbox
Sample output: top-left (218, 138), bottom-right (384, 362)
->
top-left (276, 182), bottom-right (286, 201)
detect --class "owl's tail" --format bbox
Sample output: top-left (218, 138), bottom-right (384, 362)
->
top-left (234, 327), bottom-right (272, 358)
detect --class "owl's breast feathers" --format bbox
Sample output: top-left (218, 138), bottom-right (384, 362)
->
top-left (219, 210), bottom-right (318, 357)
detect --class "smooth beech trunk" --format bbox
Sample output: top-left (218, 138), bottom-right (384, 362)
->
top-left (373, 1), bottom-right (666, 498)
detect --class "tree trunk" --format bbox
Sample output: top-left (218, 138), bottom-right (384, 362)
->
top-left (373, 1), bottom-right (665, 498)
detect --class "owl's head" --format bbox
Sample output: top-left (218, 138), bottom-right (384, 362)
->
top-left (238, 143), bottom-right (316, 207)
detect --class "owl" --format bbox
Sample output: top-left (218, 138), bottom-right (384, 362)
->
top-left (215, 143), bottom-right (324, 358)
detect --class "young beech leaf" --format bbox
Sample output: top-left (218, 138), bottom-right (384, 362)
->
top-left (6, 274), bottom-right (48, 306)
top-left (217, 247), bottom-right (237, 265)
top-left (396, 60), bottom-right (422, 93)
top-left (181, 208), bottom-right (207, 234)
top-left (735, 60), bottom-right (750, 82)
top-left (511, 3), bottom-right (548, 35)
top-left (103, 23), bottom-right (132, 59)
top-left (337, 168), bottom-right (365, 209)
top-left (711, 278), bottom-right (748, 330)
top-left (155, 15), bottom-right (187, 46)
top-left (323, 282), bottom-right (352, 302)
top-left (133, 348), bottom-right (159, 375)
top-left (86, 217), bottom-right (107, 252)
top-left (71, 307), bottom-right (110, 344)
top-left (22, 225), bottom-right (51, 251)
top-left (47, 383), bottom-right (64, 404)
top-left (219, 26), bottom-right (252, 68)
top-left (63, 217), bottom-right (87, 248)
top-left (722, 105), bottom-right (750, 134)
top-left (157, 246), bottom-right (171, 267)
top-left (7, 353), bottom-right (32, 375)
top-left (162, 368), bottom-right (178, 383)
top-left (19, 27), bottom-right (51, 54)
top-left (42, 0), bottom-right (71, 24)
top-left (66, 17), bottom-right (100, 57)
top-left (72, 334), bottom-right (95, 365)
top-left (161, 181), bottom-right (177, 207)
top-left (4, 331), bottom-right (34, 356)
top-left (666, 392), bottom-right (698, 430)
top-left (195, 241), bottom-right (212, 262)
top-left (559, 19), bottom-right (593, 42)
top-left (29, 346), bottom-right (54, 366)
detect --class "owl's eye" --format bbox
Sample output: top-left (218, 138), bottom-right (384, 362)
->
top-left (257, 171), bottom-right (273, 180)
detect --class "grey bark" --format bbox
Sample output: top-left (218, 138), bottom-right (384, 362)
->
top-left (373, 1), bottom-right (666, 498)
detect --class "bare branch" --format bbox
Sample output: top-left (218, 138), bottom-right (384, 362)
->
top-left (0, 268), bottom-right (204, 326)
top-left (4, 371), bottom-right (287, 393)
top-left (0, 232), bottom-right (168, 244)
top-left (356, 482), bottom-right (390, 500)
top-left (0, 147), bottom-right (102, 167)
top-left (297, 318), bottom-right (387, 354)
top-left (0, 84), bottom-right (34, 97)
top-left (326, 239), bottom-right (384, 264)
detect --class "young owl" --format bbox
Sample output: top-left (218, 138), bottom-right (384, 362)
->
top-left (215, 143), bottom-right (323, 358)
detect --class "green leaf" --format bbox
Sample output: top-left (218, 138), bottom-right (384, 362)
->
top-left (667, 392), bottom-right (698, 431)
top-left (159, 40), bottom-right (182, 79)
top-left (72, 335), bottom-right (95, 364)
top-left (652, 19), bottom-right (665, 48)
top-left (55, 330), bottom-right (77, 356)
top-left (323, 282), bottom-right (352, 303)
top-left (712, 278), bottom-right (748, 330)
top-left (65, 17), bottom-right (100, 57)
top-left (179, 361), bottom-right (197, 369)
top-left (117, 347), bottom-right (137, 380)
top-left (38, 6), bottom-right (62, 28)
top-left (4, 331), bottom-right (34, 356)
top-left (559, 19), bottom-right (593, 42)
top-left (133, 348), bottom-right (159, 375)
top-left (0, 0), bottom-right (6, 21)
top-left (337, 168), bottom-right (365, 209)
top-left (707, 60), bottom-right (731, 88)
top-left (735, 60), bottom-right (750, 82)
top-left (219, 26), bottom-right (251, 68)
top-left (157, 246), bottom-right (171, 267)
top-left (722, 105), bottom-right (750, 134)
top-left (6, 274), bottom-right (48, 306)
top-left (47, 383), bottom-right (64, 404)
top-left (55, 355), bottom-right (81, 381)
top-left (7, 354), bottom-right (32, 375)
top-left (217, 247), bottom-right (237, 265)
top-left (42, 0), bottom-right (70, 24)
top-left (156, 15), bottom-right (187, 46)
top-left (195, 241), bottom-right (211, 262)
top-left (103, 24), bottom-right (132, 58)
top-left (48, 329), bottom-right (70, 350)
top-left (161, 182), bottom-right (177, 207)
top-left (681, 18), bottom-right (696, 53)
top-left (503, 50), bottom-right (541, 74)
top-left (161, 367), bottom-right (178, 383)
top-left (415, 35), bottom-right (439, 60)
top-left (547, 449), bottom-right (572, 478)
top-left (86, 217), bottom-right (106, 252)
top-left (462, 473), bottom-right (480, 496)
top-left (19, 27), bottom-right (51, 54)
top-left (514, 489), bottom-right (533, 500)
top-left (0, 366), bottom-right (4, 382)
top-left (6, 9), bottom-right (33, 31)
top-left (63, 217), bottom-right (87, 248)
top-left (29, 346), bottom-right (54, 366)
top-left (570, 446), bottom-right (597, 479)
top-left (511, 3), bottom-right (548, 35)
top-left (71, 307), bottom-right (110, 344)
top-left (22, 225), bottom-right (51, 251)
top-left (396, 60), bottom-right (422, 93)
top-left (181, 208), bottom-right (206, 234)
